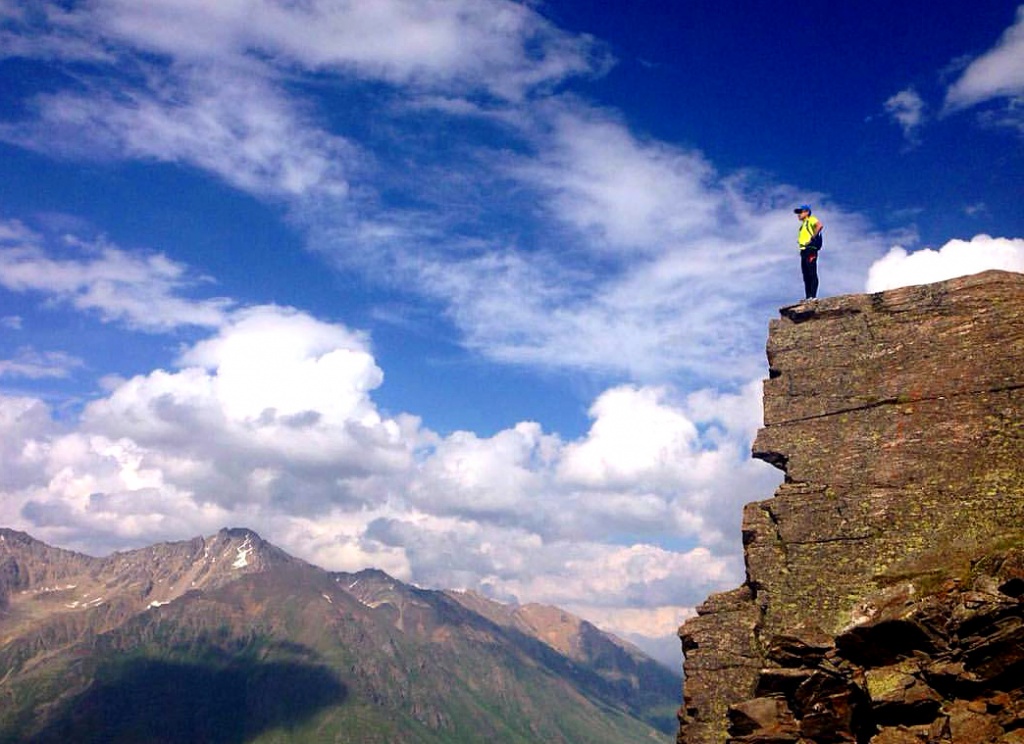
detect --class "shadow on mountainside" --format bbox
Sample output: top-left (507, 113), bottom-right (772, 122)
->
top-left (422, 588), bottom-right (682, 734)
top-left (23, 657), bottom-right (346, 744)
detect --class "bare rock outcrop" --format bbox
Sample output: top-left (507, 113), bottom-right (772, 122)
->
top-left (679, 271), bottom-right (1024, 743)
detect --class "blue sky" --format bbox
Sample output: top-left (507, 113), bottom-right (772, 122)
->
top-left (1, 0), bottom-right (1023, 667)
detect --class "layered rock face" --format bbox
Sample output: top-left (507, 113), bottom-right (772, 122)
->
top-left (678, 271), bottom-right (1024, 743)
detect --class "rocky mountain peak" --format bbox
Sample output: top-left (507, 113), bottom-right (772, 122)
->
top-left (1, 528), bottom-right (96, 611)
top-left (1, 530), bottom-right (681, 742)
top-left (0, 527), bottom-right (302, 643)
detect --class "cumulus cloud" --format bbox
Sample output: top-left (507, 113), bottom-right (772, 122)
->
top-left (0, 396), bottom-right (59, 491)
top-left (0, 302), bottom-right (780, 642)
top-left (0, 265), bottom-right (776, 646)
top-left (865, 235), bottom-right (1024, 292)
top-left (0, 304), bottom-right (418, 549)
top-left (0, 223), bottom-right (231, 331)
top-left (884, 88), bottom-right (926, 143)
top-left (407, 422), bottom-right (557, 519)
top-left (82, 305), bottom-right (415, 495)
top-left (944, 6), bottom-right (1024, 112)
top-left (0, 0), bottom-right (837, 650)
top-left (558, 386), bottom-right (699, 488)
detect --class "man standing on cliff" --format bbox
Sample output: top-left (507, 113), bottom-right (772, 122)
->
top-left (795, 204), bottom-right (823, 300)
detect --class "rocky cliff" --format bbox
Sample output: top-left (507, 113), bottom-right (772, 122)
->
top-left (678, 270), bottom-right (1024, 743)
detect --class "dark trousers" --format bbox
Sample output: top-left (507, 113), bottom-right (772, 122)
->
top-left (800, 248), bottom-right (819, 299)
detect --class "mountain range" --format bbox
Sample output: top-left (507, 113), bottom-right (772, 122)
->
top-left (0, 526), bottom-right (679, 743)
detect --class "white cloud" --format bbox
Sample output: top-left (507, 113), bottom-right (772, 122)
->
top-left (81, 305), bottom-right (415, 487)
top-left (407, 422), bottom-right (557, 518)
top-left (865, 235), bottom-right (1024, 292)
top-left (944, 6), bottom-right (1024, 111)
top-left (538, 543), bottom-right (729, 611)
top-left (558, 386), bottom-right (699, 488)
top-left (884, 88), bottom-right (926, 142)
top-left (6, 0), bottom-right (897, 390)
top-left (0, 1), bottom-right (113, 63)
top-left (0, 224), bottom-right (231, 331)
top-left (0, 0), bottom-right (605, 188)
top-left (575, 604), bottom-right (695, 643)
top-left (21, 434), bottom-right (232, 547)
top-left (4, 65), bottom-right (355, 198)
top-left (365, 513), bottom-right (733, 613)
top-left (0, 220), bottom-right (784, 618)
top-left (271, 510), bottom-right (415, 580)
top-left (0, 348), bottom-right (84, 379)
top-left (8, 0), bottom-right (866, 389)
top-left (0, 0), bottom-right (604, 224)
top-left (179, 306), bottom-right (378, 425)
top-left (401, 379), bottom-right (778, 550)
top-left (514, 106), bottom-right (717, 252)
top-left (84, 0), bottom-right (603, 99)
top-left (0, 304), bottom-right (422, 550)
top-left (0, 303), bottom-right (781, 641)
top-left (0, 396), bottom-right (58, 490)
top-left (384, 103), bottom-right (894, 384)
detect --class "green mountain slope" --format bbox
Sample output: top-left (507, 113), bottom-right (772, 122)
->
top-left (0, 528), bottom-right (678, 743)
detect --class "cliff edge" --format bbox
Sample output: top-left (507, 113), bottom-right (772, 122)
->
top-left (678, 270), bottom-right (1024, 743)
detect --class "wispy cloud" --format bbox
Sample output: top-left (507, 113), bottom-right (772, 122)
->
top-left (1, 0), bottom-right (897, 386)
top-left (0, 0), bottom-right (113, 63)
top-left (86, 0), bottom-right (607, 99)
top-left (429, 140), bottom-right (889, 384)
top-left (1, 64), bottom-right (357, 198)
top-left (944, 6), bottom-right (1024, 111)
top-left (2, 0), bottom-right (605, 98)
top-left (512, 105), bottom-right (718, 253)
top-left (0, 348), bottom-right (84, 379)
top-left (0, 222), bottom-right (232, 331)
top-left (0, 0), bottom-right (603, 200)
top-left (884, 87), bottom-right (926, 144)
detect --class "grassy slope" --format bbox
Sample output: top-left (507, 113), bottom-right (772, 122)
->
top-left (0, 566), bottom-right (672, 744)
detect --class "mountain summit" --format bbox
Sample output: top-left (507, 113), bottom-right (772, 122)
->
top-left (0, 527), bottom-right (678, 743)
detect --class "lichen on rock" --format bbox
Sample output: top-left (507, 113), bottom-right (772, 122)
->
top-left (678, 271), bottom-right (1024, 744)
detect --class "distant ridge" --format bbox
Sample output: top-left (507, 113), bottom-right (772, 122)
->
top-left (1, 527), bottom-right (679, 743)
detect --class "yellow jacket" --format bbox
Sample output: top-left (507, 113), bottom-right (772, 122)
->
top-left (798, 215), bottom-right (822, 249)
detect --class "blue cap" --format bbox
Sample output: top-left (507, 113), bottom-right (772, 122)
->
top-left (794, 204), bottom-right (812, 214)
